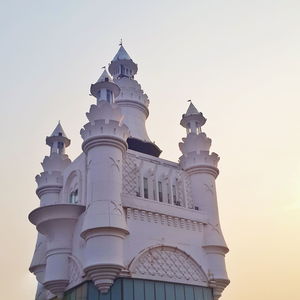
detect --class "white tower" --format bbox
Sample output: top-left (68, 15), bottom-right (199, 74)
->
top-left (29, 46), bottom-right (229, 300)
top-left (80, 74), bottom-right (130, 292)
top-left (108, 44), bottom-right (161, 157)
top-left (179, 102), bottom-right (229, 299)
top-left (29, 124), bottom-right (85, 299)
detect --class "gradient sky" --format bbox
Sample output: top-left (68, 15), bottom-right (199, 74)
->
top-left (1, 1), bottom-right (300, 299)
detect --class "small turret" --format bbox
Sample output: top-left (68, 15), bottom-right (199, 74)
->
top-left (180, 101), bottom-right (207, 135)
top-left (35, 123), bottom-right (71, 205)
top-left (90, 69), bottom-right (120, 104)
top-left (108, 44), bottom-right (137, 79)
top-left (46, 122), bottom-right (70, 155)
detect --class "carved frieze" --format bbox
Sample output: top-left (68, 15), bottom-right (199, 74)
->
top-left (122, 155), bottom-right (139, 196)
top-left (126, 208), bottom-right (202, 232)
top-left (129, 246), bottom-right (208, 285)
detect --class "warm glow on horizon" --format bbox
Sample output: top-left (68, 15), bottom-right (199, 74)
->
top-left (1, 1), bottom-right (300, 300)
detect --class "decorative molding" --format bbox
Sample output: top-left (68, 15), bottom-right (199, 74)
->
top-left (82, 136), bottom-right (128, 154)
top-left (126, 208), bottom-right (203, 232)
top-left (115, 99), bottom-right (149, 117)
top-left (122, 155), bottom-right (139, 196)
top-left (36, 185), bottom-right (62, 198)
top-left (129, 246), bottom-right (208, 285)
top-left (110, 200), bottom-right (123, 216)
top-left (185, 165), bottom-right (219, 178)
top-left (122, 155), bottom-right (195, 211)
top-left (46, 290), bottom-right (55, 300)
top-left (209, 277), bottom-right (230, 300)
top-left (109, 156), bottom-right (121, 172)
top-left (44, 279), bottom-right (68, 299)
top-left (84, 264), bottom-right (123, 294)
top-left (207, 222), bottom-right (221, 234)
top-left (183, 172), bottom-right (194, 209)
top-left (204, 182), bottom-right (215, 195)
top-left (67, 255), bottom-right (85, 289)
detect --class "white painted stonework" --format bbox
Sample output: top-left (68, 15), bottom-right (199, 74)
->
top-left (29, 45), bottom-right (229, 300)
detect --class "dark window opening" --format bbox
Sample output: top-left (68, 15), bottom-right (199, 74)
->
top-left (143, 177), bottom-right (148, 199)
top-left (158, 181), bottom-right (163, 202)
top-left (69, 189), bottom-right (78, 204)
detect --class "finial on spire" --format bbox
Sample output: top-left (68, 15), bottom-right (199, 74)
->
top-left (102, 66), bottom-right (106, 69)
top-left (188, 99), bottom-right (192, 102)
top-left (119, 38), bottom-right (123, 46)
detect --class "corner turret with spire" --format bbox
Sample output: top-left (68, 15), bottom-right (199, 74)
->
top-left (179, 101), bottom-right (229, 300)
top-left (30, 122), bottom-right (85, 298)
top-left (36, 122), bottom-right (71, 205)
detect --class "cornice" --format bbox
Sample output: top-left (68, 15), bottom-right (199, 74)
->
top-left (185, 165), bottom-right (219, 178)
top-left (36, 185), bottom-right (62, 198)
top-left (122, 194), bottom-right (206, 223)
top-left (115, 99), bottom-right (149, 118)
top-left (82, 135), bottom-right (128, 154)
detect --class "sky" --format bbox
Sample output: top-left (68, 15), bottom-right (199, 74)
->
top-left (0, 0), bottom-right (300, 299)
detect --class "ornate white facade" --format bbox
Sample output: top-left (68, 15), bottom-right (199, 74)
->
top-left (29, 45), bottom-right (229, 300)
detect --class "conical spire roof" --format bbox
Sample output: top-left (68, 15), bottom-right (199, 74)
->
top-left (46, 122), bottom-right (71, 148)
top-left (180, 101), bottom-right (207, 129)
top-left (185, 102), bottom-right (199, 116)
top-left (112, 45), bottom-right (132, 61)
top-left (96, 69), bottom-right (113, 83)
top-left (109, 44), bottom-right (138, 78)
top-left (50, 122), bottom-right (68, 138)
top-left (90, 68), bottom-right (121, 99)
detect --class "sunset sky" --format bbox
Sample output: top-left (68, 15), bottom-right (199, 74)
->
top-left (1, 1), bottom-right (300, 299)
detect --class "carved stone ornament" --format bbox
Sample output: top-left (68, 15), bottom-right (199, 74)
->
top-left (67, 255), bottom-right (84, 289)
top-left (122, 155), bottom-right (138, 196)
top-left (129, 246), bottom-right (208, 286)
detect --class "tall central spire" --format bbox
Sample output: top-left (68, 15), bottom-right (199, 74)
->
top-left (106, 44), bottom-right (161, 157)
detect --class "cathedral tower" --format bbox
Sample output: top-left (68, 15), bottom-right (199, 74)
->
top-left (29, 45), bottom-right (229, 300)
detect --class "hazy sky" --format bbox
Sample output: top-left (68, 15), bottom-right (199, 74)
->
top-left (1, 1), bottom-right (300, 299)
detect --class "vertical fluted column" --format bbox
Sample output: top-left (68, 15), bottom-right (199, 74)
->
top-left (80, 100), bottom-right (130, 293)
